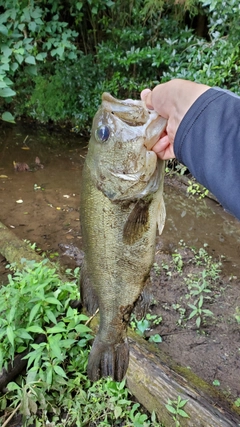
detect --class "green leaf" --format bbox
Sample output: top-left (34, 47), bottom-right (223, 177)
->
top-left (46, 365), bottom-right (53, 385)
top-left (29, 303), bottom-right (41, 323)
top-left (36, 52), bottom-right (47, 61)
top-left (53, 365), bottom-right (68, 378)
top-left (196, 316), bottom-right (201, 328)
top-left (28, 397), bottom-right (38, 414)
top-left (75, 324), bottom-right (92, 334)
top-left (47, 324), bottom-right (66, 333)
top-left (27, 325), bottom-right (45, 333)
top-left (0, 63), bottom-right (10, 71)
top-left (178, 398), bottom-right (188, 407)
top-left (7, 325), bottom-right (15, 347)
top-left (1, 46), bottom-right (12, 57)
top-left (31, 8), bottom-right (42, 19)
top-left (16, 329), bottom-right (32, 340)
top-left (11, 62), bottom-right (18, 72)
top-left (7, 382), bottom-right (21, 391)
top-left (165, 404), bottom-right (177, 414)
top-left (51, 46), bottom-right (64, 58)
top-left (77, 314), bottom-right (90, 322)
top-left (149, 334), bottom-right (162, 343)
top-left (48, 335), bottom-right (63, 360)
top-left (45, 309), bottom-right (57, 324)
top-left (188, 310), bottom-right (197, 320)
top-left (114, 406), bottom-right (122, 418)
top-left (202, 309), bottom-right (214, 316)
top-left (25, 55), bottom-right (36, 65)
top-left (0, 87), bottom-right (16, 97)
top-left (1, 111), bottom-right (15, 123)
top-left (0, 24), bottom-right (8, 36)
top-left (28, 21), bottom-right (37, 32)
top-left (45, 297), bottom-right (62, 305)
top-left (76, 2), bottom-right (83, 11)
top-left (25, 65), bottom-right (37, 76)
top-left (178, 409), bottom-right (189, 418)
top-left (15, 54), bottom-right (24, 64)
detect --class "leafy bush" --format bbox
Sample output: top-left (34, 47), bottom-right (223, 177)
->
top-left (0, 0), bottom-right (239, 129)
top-left (0, 261), bottom-right (161, 426)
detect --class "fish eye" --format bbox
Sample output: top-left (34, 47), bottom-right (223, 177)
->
top-left (95, 125), bottom-right (110, 143)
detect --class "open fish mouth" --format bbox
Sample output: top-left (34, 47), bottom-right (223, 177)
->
top-left (102, 92), bottom-right (150, 126)
top-left (101, 92), bottom-right (167, 150)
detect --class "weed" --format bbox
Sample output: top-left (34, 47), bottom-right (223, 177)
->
top-left (161, 261), bottom-right (172, 277)
top-left (187, 179), bottom-right (209, 199)
top-left (165, 160), bottom-right (187, 176)
top-left (172, 251), bottom-right (183, 273)
top-left (153, 262), bottom-right (161, 276)
top-left (130, 313), bottom-right (162, 343)
top-left (164, 244), bottom-right (222, 329)
top-left (172, 304), bottom-right (186, 326)
top-left (0, 261), bottom-right (161, 426)
top-left (165, 395), bottom-right (189, 426)
top-left (234, 307), bottom-right (240, 324)
top-left (188, 295), bottom-right (214, 328)
top-left (234, 397), bottom-right (240, 408)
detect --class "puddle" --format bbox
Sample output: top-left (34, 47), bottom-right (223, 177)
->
top-left (1, 122), bottom-right (240, 270)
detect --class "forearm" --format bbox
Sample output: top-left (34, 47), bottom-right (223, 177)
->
top-left (174, 88), bottom-right (240, 220)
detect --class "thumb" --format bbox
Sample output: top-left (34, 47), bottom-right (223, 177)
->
top-left (140, 89), bottom-right (154, 110)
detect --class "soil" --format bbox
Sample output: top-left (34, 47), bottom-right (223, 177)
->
top-left (0, 122), bottom-right (240, 419)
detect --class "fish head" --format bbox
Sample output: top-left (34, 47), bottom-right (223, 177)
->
top-left (86, 92), bottom-right (167, 201)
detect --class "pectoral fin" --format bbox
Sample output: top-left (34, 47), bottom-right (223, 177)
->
top-left (123, 199), bottom-right (151, 245)
top-left (157, 196), bottom-right (166, 235)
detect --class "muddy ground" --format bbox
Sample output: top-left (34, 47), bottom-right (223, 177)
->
top-left (0, 122), bottom-right (240, 418)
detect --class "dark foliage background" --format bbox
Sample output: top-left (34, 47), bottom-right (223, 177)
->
top-left (0, 0), bottom-right (239, 130)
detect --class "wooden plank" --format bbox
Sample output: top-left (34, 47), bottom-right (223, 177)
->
top-left (127, 332), bottom-right (240, 427)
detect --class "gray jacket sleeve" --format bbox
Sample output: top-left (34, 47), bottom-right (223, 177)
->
top-left (174, 87), bottom-right (240, 220)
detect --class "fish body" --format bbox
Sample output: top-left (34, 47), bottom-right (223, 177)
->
top-left (80, 93), bottom-right (166, 381)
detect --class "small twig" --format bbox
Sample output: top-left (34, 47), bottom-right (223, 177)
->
top-left (2, 402), bottom-right (21, 427)
top-left (85, 308), bottom-right (99, 326)
top-left (22, 135), bottom-right (29, 145)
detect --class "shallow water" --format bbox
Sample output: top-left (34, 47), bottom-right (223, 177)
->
top-left (0, 121), bottom-right (240, 277)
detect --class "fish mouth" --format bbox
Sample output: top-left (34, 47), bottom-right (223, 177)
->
top-left (102, 92), bottom-right (150, 126)
top-left (101, 92), bottom-right (167, 150)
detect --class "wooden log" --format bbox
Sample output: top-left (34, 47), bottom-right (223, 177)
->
top-left (127, 331), bottom-right (240, 427)
top-left (0, 221), bottom-right (45, 268)
top-left (0, 221), bottom-right (240, 426)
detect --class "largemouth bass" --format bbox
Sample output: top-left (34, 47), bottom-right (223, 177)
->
top-left (80, 93), bottom-right (167, 381)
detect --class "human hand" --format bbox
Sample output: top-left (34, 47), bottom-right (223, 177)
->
top-left (141, 79), bottom-right (210, 160)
